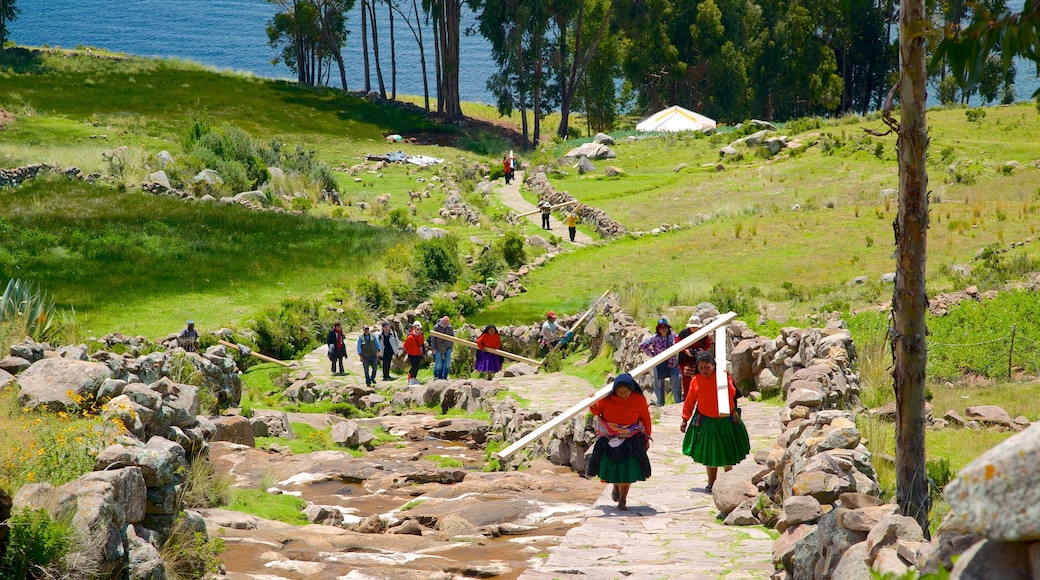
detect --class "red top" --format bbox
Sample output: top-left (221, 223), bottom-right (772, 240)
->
top-left (403, 331), bottom-right (425, 356)
top-left (589, 393), bottom-right (652, 437)
top-left (682, 371), bottom-right (737, 420)
top-left (504, 158), bottom-right (512, 173)
top-left (476, 332), bottom-right (501, 351)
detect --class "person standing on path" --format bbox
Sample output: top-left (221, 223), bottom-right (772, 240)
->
top-left (474, 324), bottom-right (503, 380)
top-left (540, 311), bottom-right (561, 352)
top-left (640, 318), bottom-right (683, 406)
top-left (677, 315), bottom-right (712, 395)
top-left (585, 373), bottom-right (652, 511)
top-left (403, 320), bottom-right (427, 385)
top-left (430, 316), bottom-right (455, 380)
top-left (564, 211), bottom-right (579, 242)
top-left (538, 198), bottom-right (552, 230)
top-left (178, 320), bottom-right (200, 352)
top-left (379, 321), bottom-right (401, 381)
top-left (503, 153), bottom-right (514, 185)
top-left (680, 352), bottom-right (750, 492)
top-left (357, 325), bottom-right (382, 387)
top-left (326, 321), bottom-right (347, 375)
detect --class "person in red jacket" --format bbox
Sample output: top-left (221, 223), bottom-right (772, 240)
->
top-left (474, 324), bottom-right (503, 380)
top-left (680, 352), bottom-right (750, 492)
top-left (586, 373), bottom-right (652, 511)
top-left (403, 320), bottom-right (426, 385)
top-left (677, 315), bottom-right (712, 396)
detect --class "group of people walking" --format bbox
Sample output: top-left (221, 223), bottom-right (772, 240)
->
top-left (587, 314), bottom-right (750, 511)
top-left (327, 321), bottom-right (405, 386)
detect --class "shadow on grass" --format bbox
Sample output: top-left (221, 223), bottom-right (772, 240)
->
top-left (0, 47), bottom-right (46, 74)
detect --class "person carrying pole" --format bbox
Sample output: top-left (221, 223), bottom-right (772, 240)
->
top-left (540, 311), bottom-right (561, 353)
top-left (564, 210), bottom-right (579, 242)
top-left (178, 320), bottom-right (199, 352)
top-left (680, 352), bottom-right (750, 492)
top-left (538, 197), bottom-right (552, 230)
top-left (640, 318), bottom-right (683, 406)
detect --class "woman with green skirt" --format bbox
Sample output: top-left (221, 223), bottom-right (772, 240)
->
top-left (680, 352), bottom-right (751, 492)
top-left (585, 373), bottom-right (652, 511)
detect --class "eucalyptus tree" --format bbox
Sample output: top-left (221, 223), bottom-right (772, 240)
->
top-left (267, 0), bottom-right (353, 88)
top-left (0, 0), bottom-right (18, 48)
top-left (424, 0), bottom-right (463, 121)
top-left (390, 0), bottom-right (431, 109)
top-left (553, 0), bottom-right (614, 138)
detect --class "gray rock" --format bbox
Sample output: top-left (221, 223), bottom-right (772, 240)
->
top-left (964, 404), bottom-right (1012, 427)
top-left (881, 272), bottom-right (897, 283)
top-left (720, 145), bottom-right (739, 156)
top-left (576, 156), bottom-right (596, 174)
top-left (779, 495), bottom-right (822, 530)
top-left (872, 547), bottom-right (909, 577)
top-left (388, 519), bottom-right (424, 535)
top-left (713, 463), bottom-right (759, 513)
top-left (502, 363), bottom-right (536, 377)
top-left (146, 170), bottom-right (170, 189)
top-left (303, 504), bottom-right (344, 527)
top-left (126, 524), bottom-right (165, 580)
top-left (949, 539), bottom-right (1031, 580)
top-left (564, 142), bottom-right (616, 160)
top-left (17, 358), bottom-right (113, 412)
top-left (842, 504), bottom-right (898, 532)
top-left (865, 513), bottom-right (925, 559)
top-left (81, 467), bottom-right (147, 526)
top-left (0, 367), bottom-right (13, 388)
top-left (787, 387), bottom-right (825, 409)
top-left (852, 276), bottom-right (868, 285)
top-left (233, 190), bottom-right (268, 207)
top-left (155, 150), bottom-right (175, 167)
top-left (945, 421), bottom-right (1040, 540)
top-left (831, 541), bottom-right (874, 580)
top-left (604, 165), bottom-right (623, 177)
top-left (193, 169), bottom-right (223, 185)
top-left (250, 410), bottom-right (294, 439)
top-left (331, 420), bottom-right (376, 449)
top-left (838, 492), bottom-right (886, 510)
top-left (593, 132), bottom-right (615, 145)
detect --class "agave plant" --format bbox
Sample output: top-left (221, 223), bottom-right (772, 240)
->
top-left (0, 278), bottom-right (64, 342)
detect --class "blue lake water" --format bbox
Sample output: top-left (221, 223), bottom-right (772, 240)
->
top-left (8, 0), bottom-right (1039, 111)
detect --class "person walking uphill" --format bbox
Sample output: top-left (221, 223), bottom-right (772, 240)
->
top-left (403, 321), bottom-right (426, 386)
top-left (357, 326), bottom-right (382, 387)
top-left (430, 316), bottom-right (455, 380)
top-left (475, 324), bottom-right (503, 380)
top-left (677, 315), bottom-right (712, 395)
top-left (680, 352), bottom-right (751, 492)
top-left (379, 322), bottom-right (401, 381)
top-left (503, 153), bottom-right (514, 185)
top-left (538, 198), bottom-right (552, 230)
top-left (585, 373), bottom-right (652, 511)
top-left (640, 318), bottom-right (683, 406)
top-left (327, 321), bottom-right (347, 375)
top-left (564, 211), bottom-right (579, 242)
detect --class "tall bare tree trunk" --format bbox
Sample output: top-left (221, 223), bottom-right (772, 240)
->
top-left (389, 0), bottom-right (397, 100)
top-left (893, 0), bottom-right (931, 537)
top-left (370, 0), bottom-right (387, 98)
top-left (438, 0), bottom-right (462, 121)
top-left (414, 0), bottom-right (429, 110)
top-left (361, 0), bottom-right (371, 91)
top-left (433, 8), bottom-right (443, 114)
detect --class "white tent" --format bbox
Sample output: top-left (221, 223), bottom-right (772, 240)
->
top-left (635, 105), bottom-right (716, 133)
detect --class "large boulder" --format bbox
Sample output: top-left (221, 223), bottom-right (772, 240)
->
top-left (945, 421), bottom-right (1040, 540)
top-left (209, 415), bottom-right (256, 447)
top-left (712, 463), bottom-right (759, 513)
top-left (17, 358), bottom-right (113, 412)
top-left (233, 190), bottom-right (269, 207)
top-left (563, 142), bottom-right (616, 160)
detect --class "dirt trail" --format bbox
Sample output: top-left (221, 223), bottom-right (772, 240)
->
top-left (496, 171), bottom-right (594, 245)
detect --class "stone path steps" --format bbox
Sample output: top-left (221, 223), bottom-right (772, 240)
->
top-left (506, 378), bottom-right (781, 580)
top-left (497, 171), bottom-right (594, 245)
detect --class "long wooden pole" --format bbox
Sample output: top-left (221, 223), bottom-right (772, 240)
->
top-left (218, 340), bottom-right (292, 368)
top-left (540, 287), bottom-right (613, 363)
top-left (715, 326), bottom-right (730, 416)
top-left (429, 330), bottom-right (543, 367)
top-left (515, 200), bottom-right (578, 218)
top-left (495, 311), bottom-right (736, 459)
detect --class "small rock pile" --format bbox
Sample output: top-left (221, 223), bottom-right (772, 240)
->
top-left (928, 285), bottom-right (998, 316)
top-left (524, 171), bottom-right (627, 238)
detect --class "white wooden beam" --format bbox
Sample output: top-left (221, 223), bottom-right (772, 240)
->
top-left (494, 311), bottom-right (737, 459)
top-left (715, 326), bottom-right (730, 416)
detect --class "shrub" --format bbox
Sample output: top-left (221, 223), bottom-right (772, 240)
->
top-left (180, 457), bottom-right (232, 509)
top-left (250, 297), bottom-right (335, 360)
top-left (488, 164), bottom-right (504, 181)
top-left (965, 108), bottom-right (986, 122)
top-left (431, 295), bottom-right (458, 320)
top-left (707, 283), bottom-right (761, 318)
top-left (159, 513), bottom-right (225, 580)
top-left (0, 508), bottom-right (74, 579)
top-left (473, 246), bottom-right (508, 282)
top-left (354, 278), bottom-right (394, 313)
top-left (1, 278), bottom-right (68, 343)
top-left (498, 230), bottom-right (527, 269)
top-left (412, 235), bottom-right (462, 286)
top-left (387, 208), bottom-right (412, 229)
top-left (450, 331), bottom-right (476, 377)
top-left (454, 292), bottom-right (480, 317)
top-left (290, 196), bottom-right (313, 212)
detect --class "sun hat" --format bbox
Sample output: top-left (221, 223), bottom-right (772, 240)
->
top-left (687, 315), bottom-right (702, 328)
top-left (412, 320), bottom-right (422, 327)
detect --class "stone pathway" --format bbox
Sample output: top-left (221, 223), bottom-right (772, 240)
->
top-left (497, 171), bottom-right (594, 245)
top-left (505, 377), bottom-right (781, 580)
top-left (299, 340), bottom-right (781, 579)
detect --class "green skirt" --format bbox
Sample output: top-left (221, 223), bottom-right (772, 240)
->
top-left (682, 415), bottom-right (751, 467)
top-left (597, 455), bottom-right (647, 484)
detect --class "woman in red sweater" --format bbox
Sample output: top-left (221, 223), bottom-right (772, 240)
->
top-left (403, 320), bottom-right (426, 385)
top-left (680, 352), bottom-right (750, 492)
top-left (475, 325), bottom-right (503, 380)
top-left (586, 373), bottom-right (652, 511)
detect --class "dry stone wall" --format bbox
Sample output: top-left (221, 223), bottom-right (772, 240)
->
top-left (523, 171), bottom-right (627, 238)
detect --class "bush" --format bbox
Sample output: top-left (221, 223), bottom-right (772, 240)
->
top-left (498, 230), bottom-right (527, 269)
top-left (707, 283), bottom-right (761, 318)
top-left (0, 507), bottom-right (74, 579)
top-left (430, 295), bottom-right (458, 320)
top-left (159, 513), bottom-right (225, 580)
top-left (965, 108), bottom-right (987, 122)
top-left (473, 246), bottom-right (507, 283)
top-left (455, 292), bottom-right (481, 317)
top-left (354, 278), bottom-right (394, 313)
top-left (250, 297), bottom-right (336, 360)
top-left (412, 235), bottom-right (462, 286)
top-left (387, 208), bottom-right (412, 229)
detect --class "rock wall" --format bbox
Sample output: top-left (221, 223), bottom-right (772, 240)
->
top-left (2, 337), bottom-right (235, 578)
top-left (0, 163), bottom-right (93, 188)
top-left (523, 171), bottom-right (627, 238)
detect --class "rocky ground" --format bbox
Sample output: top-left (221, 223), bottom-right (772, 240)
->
top-left (205, 337), bottom-right (780, 579)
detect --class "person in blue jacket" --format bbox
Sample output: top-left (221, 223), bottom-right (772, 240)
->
top-left (357, 325), bottom-right (383, 387)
